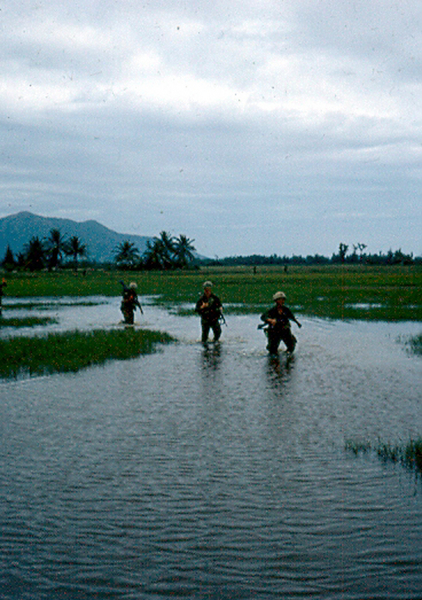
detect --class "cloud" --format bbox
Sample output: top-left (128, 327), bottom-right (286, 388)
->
top-left (0, 0), bottom-right (421, 257)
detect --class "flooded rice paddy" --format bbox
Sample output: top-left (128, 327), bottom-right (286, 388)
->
top-left (1, 297), bottom-right (422, 599)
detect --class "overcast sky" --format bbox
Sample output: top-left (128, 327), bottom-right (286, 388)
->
top-left (1, 0), bottom-right (421, 258)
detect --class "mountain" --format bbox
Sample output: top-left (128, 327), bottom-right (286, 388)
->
top-left (0, 212), bottom-right (153, 263)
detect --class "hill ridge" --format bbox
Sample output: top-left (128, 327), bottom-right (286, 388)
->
top-left (0, 211), bottom-right (152, 263)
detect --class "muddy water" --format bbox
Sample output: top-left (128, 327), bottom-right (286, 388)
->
top-left (1, 297), bottom-right (422, 599)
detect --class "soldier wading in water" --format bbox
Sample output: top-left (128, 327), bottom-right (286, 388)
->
top-left (260, 291), bottom-right (302, 355)
top-left (119, 281), bottom-right (143, 325)
top-left (195, 281), bottom-right (223, 343)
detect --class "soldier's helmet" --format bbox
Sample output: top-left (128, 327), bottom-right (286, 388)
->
top-left (273, 291), bottom-right (286, 301)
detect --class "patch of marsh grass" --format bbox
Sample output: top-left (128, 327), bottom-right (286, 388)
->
top-left (403, 439), bottom-right (422, 471)
top-left (344, 440), bottom-right (372, 455)
top-left (406, 333), bottom-right (422, 356)
top-left (0, 316), bottom-right (58, 327)
top-left (3, 300), bottom-right (106, 311)
top-left (346, 438), bottom-right (422, 475)
top-left (0, 328), bottom-right (175, 379)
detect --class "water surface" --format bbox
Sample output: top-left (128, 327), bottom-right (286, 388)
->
top-left (1, 298), bottom-right (422, 598)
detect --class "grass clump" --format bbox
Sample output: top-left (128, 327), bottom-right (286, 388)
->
top-left (403, 439), bottom-right (422, 471)
top-left (3, 300), bottom-right (105, 311)
top-left (346, 438), bottom-right (422, 475)
top-left (406, 333), bottom-right (422, 356)
top-left (344, 440), bottom-right (372, 455)
top-left (376, 442), bottom-right (402, 463)
top-left (0, 328), bottom-right (175, 379)
top-left (0, 316), bottom-right (58, 327)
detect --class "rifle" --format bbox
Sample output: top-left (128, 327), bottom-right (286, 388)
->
top-left (119, 280), bottom-right (130, 295)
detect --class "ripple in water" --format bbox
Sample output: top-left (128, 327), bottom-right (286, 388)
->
top-left (1, 303), bottom-right (422, 598)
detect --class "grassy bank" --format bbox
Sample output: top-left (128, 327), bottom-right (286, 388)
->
top-left (2, 265), bottom-right (422, 321)
top-left (0, 328), bottom-right (175, 379)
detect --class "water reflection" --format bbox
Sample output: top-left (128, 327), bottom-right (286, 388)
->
top-left (200, 341), bottom-right (223, 373)
top-left (266, 351), bottom-right (295, 377)
top-left (263, 351), bottom-right (295, 396)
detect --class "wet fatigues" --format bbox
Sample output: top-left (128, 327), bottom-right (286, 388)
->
top-left (195, 293), bottom-right (223, 342)
top-left (120, 288), bottom-right (142, 325)
top-left (260, 305), bottom-right (299, 354)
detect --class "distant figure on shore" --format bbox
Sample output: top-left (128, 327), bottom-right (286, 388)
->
top-left (260, 291), bottom-right (302, 355)
top-left (119, 281), bottom-right (143, 325)
top-left (0, 278), bottom-right (7, 317)
top-left (195, 281), bottom-right (223, 343)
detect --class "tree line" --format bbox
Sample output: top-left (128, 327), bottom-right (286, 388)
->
top-left (1, 229), bottom-right (197, 272)
top-left (114, 232), bottom-right (196, 270)
top-left (205, 243), bottom-right (419, 267)
top-left (2, 233), bottom-right (419, 272)
top-left (2, 229), bottom-right (87, 272)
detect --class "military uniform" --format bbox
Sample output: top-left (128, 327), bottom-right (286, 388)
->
top-left (195, 292), bottom-right (223, 343)
top-left (260, 294), bottom-right (301, 354)
top-left (120, 282), bottom-right (142, 325)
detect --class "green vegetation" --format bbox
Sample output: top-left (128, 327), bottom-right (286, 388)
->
top-left (142, 232), bottom-right (196, 269)
top-left (407, 334), bottom-right (422, 356)
top-left (0, 316), bottom-right (58, 327)
top-left (3, 230), bottom-right (88, 272)
top-left (2, 300), bottom-right (105, 310)
top-left (346, 438), bottom-right (422, 475)
top-left (0, 328), bottom-right (175, 379)
top-left (207, 243), bottom-right (419, 267)
top-left (2, 265), bottom-right (421, 321)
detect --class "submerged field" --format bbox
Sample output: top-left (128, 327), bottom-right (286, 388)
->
top-left (1, 307), bottom-right (422, 598)
top-left (3, 265), bottom-right (422, 321)
top-left (1, 278), bottom-right (422, 596)
top-left (2, 266), bottom-right (421, 375)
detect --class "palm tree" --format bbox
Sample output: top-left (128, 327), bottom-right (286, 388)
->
top-left (46, 228), bottom-right (67, 271)
top-left (65, 236), bottom-right (87, 271)
top-left (114, 241), bottom-right (140, 270)
top-left (338, 243), bottom-right (348, 264)
top-left (158, 231), bottom-right (176, 269)
top-left (24, 236), bottom-right (46, 271)
top-left (142, 238), bottom-right (166, 270)
top-left (357, 243), bottom-right (367, 263)
top-left (143, 231), bottom-right (176, 270)
top-left (173, 235), bottom-right (196, 268)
